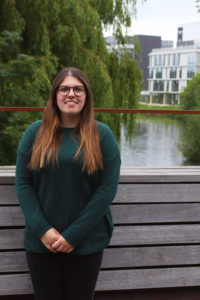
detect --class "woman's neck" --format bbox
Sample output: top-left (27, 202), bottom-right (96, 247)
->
top-left (60, 114), bottom-right (81, 128)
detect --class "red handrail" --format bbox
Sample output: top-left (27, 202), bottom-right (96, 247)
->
top-left (1, 106), bottom-right (200, 114)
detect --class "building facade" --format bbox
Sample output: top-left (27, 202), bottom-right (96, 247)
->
top-left (148, 22), bottom-right (200, 105)
top-left (135, 35), bottom-right (162, 89)
top-left (105, 35), bottom-right (166, 89)
top-left (148, 44), bottom-right (200, 105)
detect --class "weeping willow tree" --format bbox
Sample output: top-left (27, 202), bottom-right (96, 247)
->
top-left (0, 0), bottom-right (143, 164)
top-left (179, 73), bottom-right (200, 164)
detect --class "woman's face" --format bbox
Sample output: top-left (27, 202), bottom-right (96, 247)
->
top-left (56, 76), bottom-right (86, 119)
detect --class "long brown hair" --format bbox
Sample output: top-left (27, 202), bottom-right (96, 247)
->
top-left (28, 67), bottom-right (103, 175)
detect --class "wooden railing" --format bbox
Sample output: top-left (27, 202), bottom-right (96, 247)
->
top-left (1, 106), bottom-right (200, 114)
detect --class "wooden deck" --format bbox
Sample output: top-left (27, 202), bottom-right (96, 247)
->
top-left (1, 166), bottom-right (200, 298)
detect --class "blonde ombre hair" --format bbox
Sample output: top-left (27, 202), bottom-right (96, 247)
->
top-left (28, 67), bottom-right (103, 175)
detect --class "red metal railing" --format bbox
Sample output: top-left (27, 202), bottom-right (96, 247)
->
top-left (1, 107), bottom-right (200, 114)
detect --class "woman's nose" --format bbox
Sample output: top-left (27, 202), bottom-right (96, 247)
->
top-left (68, 87), bottom-right (75, 96)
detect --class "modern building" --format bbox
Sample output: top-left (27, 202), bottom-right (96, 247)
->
top-left (148, 22), bottom-right (200, 105)
top-left (135, 35), bottom-right (162, 89)
top-left (105, 36), bottom-right (135, 59)
top-left (105, 35), bottom-right (170, 89)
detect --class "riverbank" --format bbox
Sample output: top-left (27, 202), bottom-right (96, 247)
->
top-left (138, 103), bottom-right (180, 110)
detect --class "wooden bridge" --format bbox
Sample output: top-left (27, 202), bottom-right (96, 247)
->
top-left (1, 166), bottom-right (200, 299)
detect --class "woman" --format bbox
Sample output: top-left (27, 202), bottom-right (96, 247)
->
top-left (15, 67), bottom-right (121, 300)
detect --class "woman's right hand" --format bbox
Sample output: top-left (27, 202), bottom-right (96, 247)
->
top-left (40, 228), bottom-right (60, 253)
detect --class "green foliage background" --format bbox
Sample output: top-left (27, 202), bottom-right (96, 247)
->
top-left (179, 73), bottom-right (200, 163)
top-left (0, 0), bottom-right (143, 165)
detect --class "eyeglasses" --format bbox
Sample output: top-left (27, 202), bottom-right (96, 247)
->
top-left (57, 85), bottom-right (85, 97)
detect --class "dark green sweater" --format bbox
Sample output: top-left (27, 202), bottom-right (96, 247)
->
top-left (15, 120), bottom-right (121, 255)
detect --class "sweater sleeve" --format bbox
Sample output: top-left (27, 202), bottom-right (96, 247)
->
top-left (61, 123), bottom-right (121, 247)
top-left (15, 123), bottom-right (52, 238)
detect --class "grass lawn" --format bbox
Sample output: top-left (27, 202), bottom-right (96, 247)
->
top-left (138, 103), bottom-right (180, 110)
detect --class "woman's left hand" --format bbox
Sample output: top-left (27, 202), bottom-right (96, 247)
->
top-left (51, 236), bottom-right (74, 253)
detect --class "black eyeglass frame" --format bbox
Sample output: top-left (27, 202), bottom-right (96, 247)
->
top-left (57, 85), bottom-right (86, 97)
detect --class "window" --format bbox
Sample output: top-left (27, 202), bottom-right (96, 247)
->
top-left (153, 80), bottom-right (164, 91)
top-left (170, 67), bottom-right (177, 78)
top-left (187, 53), bottom-right (195, 64)
top-left (156, 68), bottom-right (162, 78)
top-left (149, 68), bottom-right (153, 78)
top-left (168, 54), bottom-right (171, 65)
top-left (171, 80), bottom-right (179, 92)
top-left (160, 55), bottom-right (165, 66)
top-left (154, 55), bottom-right (165, 66)
top-left (155, 55), bottom-right (160, 66)
top-left (152, 93), bottom-right (163, 104)
top-left (166, 81), bottom-right (169, 92)
top-left (179, 67), bottom-right (182, 78)
top-left (187, 66), bottom-right (195, 78)
top-left (173, 53), bottom-right (180, 65)
top-left (166, 94), bottom-right (179, 105)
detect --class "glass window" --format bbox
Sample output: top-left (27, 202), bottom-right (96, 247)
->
top-left (149, 68), bottom-right (153, 78)
top-left (153, 80), bottom-right (164, 91)
top-left (171, 80), bottom-right (179, 92)
top-left (170, 67), bottom-right (177, 78)
top-left (156, 68), bottom-right (162, 78)
top-left (187, 66), bottom-right (195, 78)
top-left (154, 55), bottom-right (165, 66)
top-left (155, 55), bottom-right (160, 66)
top-left (166, 81), bottom-right (169, 92)
top-left (152, 93), bottom-right (163, 104)
top-left (173, 53), bottom-right (180, 65)
top-left (179, 67), bottom-right (182, 78)
top-left (168, 54), bottom-right (171, 65)
top-left (166, 94), bottom-right (178, 105)
top-left (187, 53), bottom-right (195, 64)
top-left (160, 55), bottom-right (165, 66)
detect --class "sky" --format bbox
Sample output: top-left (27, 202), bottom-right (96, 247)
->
top-left (104, 0), bottom-right (200, 45)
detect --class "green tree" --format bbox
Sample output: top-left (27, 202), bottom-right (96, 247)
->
top-left (196, 0), bottom-right (200, 11)
top-left (179, 73), bottom-right (200, 163)
top-left (0, 0), bottom-right (143, 165)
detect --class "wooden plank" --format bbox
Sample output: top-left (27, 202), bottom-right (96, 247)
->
top-left (110, 225), bottom-right (200, 246)
top-left (2, 166), bottom-right (200, 184)
top-left (0, 251), bottom-right (27, 272)
top-left (0, 176), bottom-right (15, 184)
top-left (111, 203), bottom-right (200, 224)
top-left (1, 183), bottom-right (200, 205)
top-left (96, 267), bottom-right (200, 291)
top-left (2, 203), bottom-right (200, 227)
top-left (120, 166), bottom-right (200, 183)
top-left (0, 185), bottom-right (18, 204)
top-left (0, 206), bottom-right (24, 226)
top-left (2, 267), bottom-right (200, 295)
top-left (0, 274), bottom-right (33, 295)
top-left (115, 183), bottom-right (200, 203)
top-left (2, 245), bottom-right (200, 273)
top-left (102, 245), bottom-right (200, 268)
top-left (2, 225), bottom-right (200, 249)
top-left (0, 229), bottom-right (24, 249)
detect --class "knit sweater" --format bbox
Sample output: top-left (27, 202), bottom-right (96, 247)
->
top-left (15, 120), bottom-right (121, 255)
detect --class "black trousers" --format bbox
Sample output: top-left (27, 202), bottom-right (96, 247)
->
top-left (26, 250), bottom-right (103, 300)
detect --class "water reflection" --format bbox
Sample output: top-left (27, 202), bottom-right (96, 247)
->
top-left (120, 117), bottom-right (186, 166)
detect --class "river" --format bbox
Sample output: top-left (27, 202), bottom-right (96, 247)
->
top-left (120, 116), bottom-right (186, 167)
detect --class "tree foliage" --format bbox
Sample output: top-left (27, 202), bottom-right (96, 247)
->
top-left (196, 0), bottom-right (200, 12)
top-left (179, 73), bottom-right (200, 163)
top-left (0, 0), bottom-right (143, 165)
